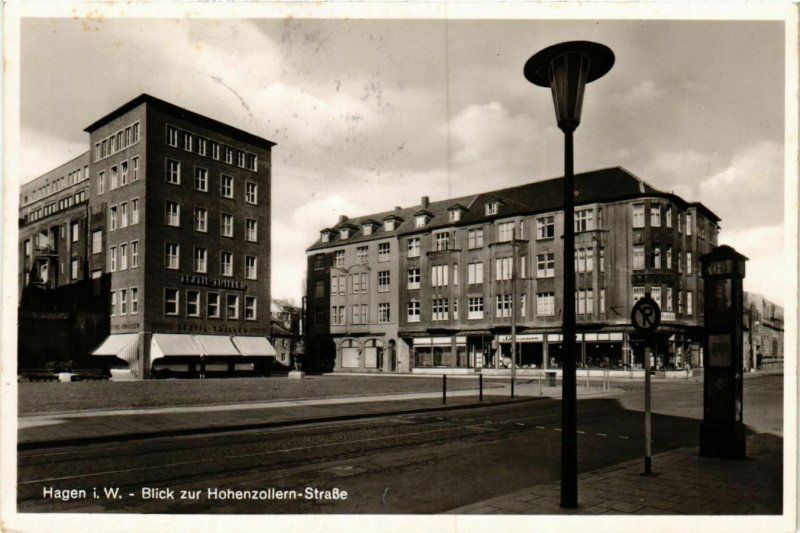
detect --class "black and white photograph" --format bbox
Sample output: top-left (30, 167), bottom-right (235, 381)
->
top-left (1, 3), bottom-right (796, 532)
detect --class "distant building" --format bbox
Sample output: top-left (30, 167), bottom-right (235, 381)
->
top-left (305, 167), bottom-right (719, 374)
top-left (19, 94), bottom-right (276, 378)
top-left (270, 299), bottom-right (302, 369)
top-left (743, 292), bottom-right (784, 371)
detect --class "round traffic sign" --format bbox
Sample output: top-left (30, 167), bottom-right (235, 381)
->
top-left (631, 297), bottom-right (661, 334)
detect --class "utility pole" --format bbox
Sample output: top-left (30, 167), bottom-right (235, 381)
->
top-left (511, 227), bottom-right (517, 398)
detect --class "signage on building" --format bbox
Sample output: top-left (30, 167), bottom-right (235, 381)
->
top-left (181, 274), bottom-right (247, 291)
top-left (498, 334), bottom-right (544, 343)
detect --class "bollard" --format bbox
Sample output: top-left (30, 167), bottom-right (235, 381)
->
top-left (511, 377), bottom-right (515, 398)
top-left (443, 374), bottom-right (447, 405)
top-left (479, 373), bottom-right (483, 402)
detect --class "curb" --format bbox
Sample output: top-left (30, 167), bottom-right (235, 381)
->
top-left (18, 396), bottom-right (544, 451)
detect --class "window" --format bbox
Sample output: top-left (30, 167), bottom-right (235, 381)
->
top-left (110, 290), bottom-right (117, 316)
top-left (632, 286), bottom-right (645, 304)
top-left (97, 171), bottom-right (105, 195)
top-left (485, 202), bottom-right (499, 216)
top-left (334, 250), bottom-right (345, 268)
top-left (211, 142), bottom-right (220, 160)
top-left (237, 151), bottom-right (246, 168)
top-left (407, 238), bottom-right (420, 258)
top-left (378, 271), bottom-right (390, 292)
top-left (467, 262), bottom-right (484, 284)
top-left (186, 290), bottom-right (200, 317)
top-left (574, 209), bottom-right (594, 232)
top-left (185, 209), bottom-right (203, 234)
top-left (221, 251), bottom-right (233, 276)
top-left (666, 287), bottom-right (674, 312)
top-left (434, 232), bottom-right (449, 251)
top-left (651, 286), bottom-right (662, 309)
top-left (496, 294), bottom-right (512, 318)
top-left (195, 167), bottom-right (208, 191)
top-left (351, 247), bottom-right (367, 265)
top-left (131, 241), bottom-right (139, 268)
top-left (131, 198), bottom-right (140, 224)
top-left (167, 126), bottom-right (179, 147)
top-left (221, 175), bottom-right (234, 198)
top-left (468, 228), bottom-right (484, 249)
top-left (633, 246), bottom-right (645, 270)
top-left (666, 246), bottom-right (673, 269)
top-left (183, 132), bottom-right (193, 151)
top-left (449, 210), bottom-right (461, 222)
top-left (576, 289), bottom-right (593, 315)
top-left (109, 246), bottom-right (117, 272)
top-left (600, 289), bottom-right (606, 315)
top-left (686, 213), bottom-right (693, 235)
top-left (224, 147), bottom-right (234, 164)
top-left (497, 222), bottom-right (514, 242)
top-left (246, 256), bottom-right (257, 280)
top-left (164, 288), bottom-right (179, 316)
top-left (245, 182), bottom-right (257, 204)
top-left (536, 293), bottom-right (555, 316)
top-left (120, 202), bottom-right (129, 228)
top-left (246, 219), bottom-right (258, 242)
top-left (110, 165), bottom-right (118, 189)
top-left (431, 265), bottom-right (449, 287)
top-left (121, 161), bottom-right (129, 186)
top-left (226, 294), bottom-right (239, 319)
top-left (536, 253), bottom-right (555, 278)
top-left (314, 280), bottom-right (325, 298)
top-left (375, 242), bottom-right (389, 262)
top-left (415, 215), bottom-right (427, 228)
top-left (678, 290), bottom-right (684, 314)
top-left (536, 216), bottom-right (555, 239)
top-left (120, 243), bottom-right (128, 270)
top-left (245, 296), bottom-right (257, 321)
top-left (71, 258), bottom-right (79, 280)
top-left (686, 252), bottom-right (693, 274)
top-left (130, 287), bottom-right (139, 315)
top-left (407, 300), bottom-right (421, 322)
top-left (314, 254), bottom-right (324, 270)
top-left (666, 206), bottom-right (672, 228)
top-left (331, 306), bottom-right (345, 326)
top-left (132, 123), bottom-right (140, 143)
top-left (207, 293), bottom-right (220, 318)
top-left (678, 212), bottom-right (683, 233)
top-left (246, 153), bottom-right (258, 171)
top-left (221, 213), bottom-right (234, 237)
top-left (92, 231), bottom-right (102, 254)
top-left (677, 251), bottom-right (683, 273)
top-left (384, 219), bottom-right (396, 232)
top-left (331, 275), bottom-right (344, 295)
top-left (496, 257), bottom-right (512, 281)
top-left (378, 303), bottom-right (390, 323)
top-left (166, 159), bottom-right (181, 184)
top-left (314, 306), bottom-right (324, 326)
top-left (352, 304), bottom-right (361, 325)
top-left (408, 268), bottom-right (421, 289)
top-left (363, 224), bottom-right (373, 237)
top-left (194, 247), bottom-right (208, 273)
top-left (166, 243), bottom-right (180, 269)
top-left (633, 204), bottom-right (645, 228)
top-left (109, 205), bottom-right (117, 231)
top-left (650, 204), bottom-right (661, 227)
top-left (198, 138), bottom-right (207, 156)
top-left (468, 297), bottom-right (484, 320)
top-left (432, 298), bottom-right (449, 321)
top-left (165, 201), bottom-right (180, 226)
top-left (71, 222), bottom-right (80, 242)
top-left (687, 291), bottom-right (693, 315)
top-left (653, 246), bottom-right (662, 269)
top-left (351, 272), bottom-right (368, 294)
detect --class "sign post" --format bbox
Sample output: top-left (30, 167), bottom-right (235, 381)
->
top-left (631, 293), bottom-right (661, 475)
top-left (699, 246), bottom-right (748, 460)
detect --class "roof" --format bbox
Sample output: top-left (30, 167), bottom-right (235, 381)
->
top-left (307, 166), bottom-right (721, 251)
top-left (83, 93), bottom-right (276, 150)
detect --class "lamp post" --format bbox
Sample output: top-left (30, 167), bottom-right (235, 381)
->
top-left (524, 41), bottom-right (614, 509)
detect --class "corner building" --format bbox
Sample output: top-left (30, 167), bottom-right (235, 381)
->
top-left (19, 94), bottom-right (275, 378)
top-left (306, 167), bottom-right (719, 375)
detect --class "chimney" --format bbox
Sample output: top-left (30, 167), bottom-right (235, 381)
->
top-left (338, 215), bottom-right (348, 223)
top-left (421, 196), bottom-right (430, 209)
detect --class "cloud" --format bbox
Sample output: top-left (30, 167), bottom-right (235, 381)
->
top-left (622, 79), bottom-right (665, 103)
top-left (717, 223), bottom-right (784, 306)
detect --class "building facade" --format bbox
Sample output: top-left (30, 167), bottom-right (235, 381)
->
top-left (743, 292), bottom-right (784, 371)
top-left (18, 94), bottom-right (276, 379)
top-left (306, 167), bottom-right (719, 375)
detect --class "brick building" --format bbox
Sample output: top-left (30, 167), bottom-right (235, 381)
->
top-left (19, 94), bottom-right (276, 379)
top-left (743, 292), bottom-right (784, 371)
top-left (305, 167), bottom-right (719, 375)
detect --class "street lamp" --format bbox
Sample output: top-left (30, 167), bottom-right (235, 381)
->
top-left (524, 41), bottom-right (614, 509)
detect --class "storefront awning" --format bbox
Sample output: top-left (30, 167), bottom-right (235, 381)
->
top-left (232, 336), bottom-right (277, 356)
top-left (91, 334), bottom-right (139, 366)
top-left (195, 335), bottom-right (240, 356)
top-left (151, 334), bottom-right (204, 359)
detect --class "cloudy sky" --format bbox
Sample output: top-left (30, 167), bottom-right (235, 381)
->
top-left (17, 12), bottom-right (788, 306)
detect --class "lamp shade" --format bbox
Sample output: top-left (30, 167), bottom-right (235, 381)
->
top-left (524, 41), bottom-right (614, 133)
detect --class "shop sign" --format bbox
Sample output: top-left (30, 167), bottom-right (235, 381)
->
top-left (497, 334), bottom-right (544, 343)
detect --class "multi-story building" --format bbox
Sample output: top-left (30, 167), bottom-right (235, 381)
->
top-left (743, 292), bottom-right (784, 371)
top-left (306, 167), bottom-right (719, 374)
top-left (18, 94), bottom-right (276, 379)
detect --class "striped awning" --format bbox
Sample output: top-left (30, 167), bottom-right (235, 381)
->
top-left (195, 335), bottom-right (240, 356)
top-left (91, 334), bottom-right (139, 366)
top-left (232, 336), bottom-right (277, 356)
top-left (151, 334), bottom-right (204, 360)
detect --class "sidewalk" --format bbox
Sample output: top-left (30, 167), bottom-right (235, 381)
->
top-left (450, 431), bottom-right (782, 515)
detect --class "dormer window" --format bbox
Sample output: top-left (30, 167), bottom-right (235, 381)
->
top-left (340, 227), bottom-right (351, 240)
top-left (321, 229), bottom-right (333, 243)
top-left (485, 201), bottom-right (499, 216)
top-left (385, 219), bottom-right (396, 232)
top-left (415, 215), bottom-right (427, 228)
top-left (450, 210), bottom-right (461, 222)
top-left (363, 225), bottom-right (373, 236)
